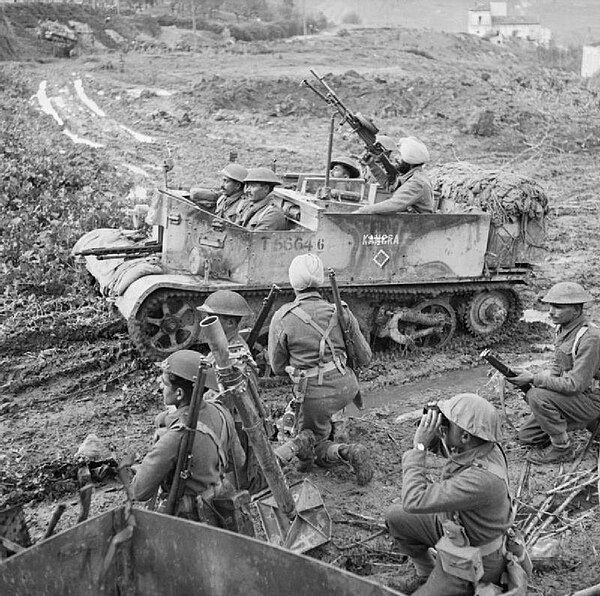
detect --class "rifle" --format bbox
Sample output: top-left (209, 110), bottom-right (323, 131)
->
top-left (246, 284), bottom-right (281, 355)
top-left (164, 365), bottom-right (208, 516)
top-left (480, 349), bottom-right (531, 395)
top-left (328, 268), bottom-right (364, 410)
top-left (301, 69), bottom-right (399, 188)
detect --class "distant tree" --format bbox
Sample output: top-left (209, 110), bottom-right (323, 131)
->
top-left (223, 0), bottom-right (270, 21)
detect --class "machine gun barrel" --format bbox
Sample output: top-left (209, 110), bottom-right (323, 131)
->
top-left (303, 69), bottom-right (399, 187)
top-left (74, 243), bottom-right (162, 257)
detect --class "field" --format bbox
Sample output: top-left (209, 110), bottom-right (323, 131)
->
top-left (1, 10), bottom-right (600, 595)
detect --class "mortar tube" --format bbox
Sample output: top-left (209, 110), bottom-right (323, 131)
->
top-left (200, 316), bottom-right (297, 519)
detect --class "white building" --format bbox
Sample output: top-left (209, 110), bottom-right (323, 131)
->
top-left (468, 1), bottom-right (551, 45)
top-left (582, 43), bottom-right (600, 78)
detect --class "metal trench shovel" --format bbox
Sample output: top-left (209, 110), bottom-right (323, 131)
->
top-left (201, 316), bottom-right (331, 554)
top-left (255, 478), bottom-right (331, 553)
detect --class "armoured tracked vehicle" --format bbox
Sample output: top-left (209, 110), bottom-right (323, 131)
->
top-left (74, 172), bottom-right (546, 362)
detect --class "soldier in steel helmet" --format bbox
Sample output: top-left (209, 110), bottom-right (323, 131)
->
top-left (508, 281), bottom-right (600, 465)
top-left (197, 290), bottom-right (267, 493)
top-left (188, 162), bottom-right (248, 217)
top-left (385, 393), bottom-right (514, 595)
top-left (329, 156), bottom-right (362, 180)
top-left (237, 167), bottom-right (288, 231)
top-left (268, 253), bottom-right (374, 485)
top-left (215, 163), bottom-right (248, 222)
top-left (354, 136), bottom-right (434, 214)
top-left (129, 350), bottom-right (245, 519)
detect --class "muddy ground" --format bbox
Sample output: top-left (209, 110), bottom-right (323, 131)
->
top-left (1, 25), bottom-right (600, 595)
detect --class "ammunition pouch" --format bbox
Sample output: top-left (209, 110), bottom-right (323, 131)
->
top-left (436, 535), bottom-right (484, 584)
top-left (435, 519), bottom-right (505, 584)
top-left (195, 484), bottom-right (255, 537)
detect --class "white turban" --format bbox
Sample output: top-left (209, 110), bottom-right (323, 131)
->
top-left (398, 136), bottom-right (430, 165)
top-left (288, 253), bottom-right (324, 291)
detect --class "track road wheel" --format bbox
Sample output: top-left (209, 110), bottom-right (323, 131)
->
top-left (412, 299), bottom-right (457, 348)
top-left (128, 290), bottom-right (203, 360)
top-left (389, 299), bottom-right (457, 350)
top-left (463, 290), bottom-right (511, 337)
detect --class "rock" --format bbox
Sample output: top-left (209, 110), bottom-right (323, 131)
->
top-left (466, 109), bottom-right (496, 136)
top-left (75, 434), bottom-right (113, 461)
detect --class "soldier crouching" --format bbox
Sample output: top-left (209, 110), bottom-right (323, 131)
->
top-left (386, 394), bottom-right (517, 595)
top-left (268, 253), bottom-right (374, 485)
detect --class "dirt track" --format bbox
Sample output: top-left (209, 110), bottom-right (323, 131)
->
top-left (2, 25), bottom-right (600, 594)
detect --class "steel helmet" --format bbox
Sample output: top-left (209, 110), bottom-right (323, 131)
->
top-left (437, 393), bottom-right (502, 443)
top-left (243, 167), bottom-right (282, 186)
top-left (221, 163), bottom-right (248, 183)
top-left (540, 282), bottom-right (593, 305)
top-left (330, 156), bottom-right (361, 178)
top-left (156, 349), bottom-right (219, 390)
top-left (376, 135), bottom-right (398, 153)
top-left (198, 290), bottom-right (254, 317)
top-left (398, 136), bottom-right (430, 165)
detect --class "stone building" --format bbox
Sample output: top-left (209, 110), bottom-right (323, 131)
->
top-left (581, 43), bottom-right (600, 78)
top-left (468, 1), bottom-right (551, 45)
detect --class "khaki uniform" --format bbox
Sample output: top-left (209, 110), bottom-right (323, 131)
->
top-left (356, 167), bottom-right (434, 214)
top-left (237, 194), bottom-right (288, 231)
top-left (131, 401), bottom-right (244, 510)
top-left (386, 443), bottom-right (511, 595)
top-left (519, 314), bottom-right (600, 445)
top-left (268, 291), bottom-right (371, 463)
top-left (205, 336), bottom-right (267, 494)
top-left (215, 189), bottom-right (244, 223)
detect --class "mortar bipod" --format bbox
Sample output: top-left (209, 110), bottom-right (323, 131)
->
top-left (199, 315), bottom-right (331, 553)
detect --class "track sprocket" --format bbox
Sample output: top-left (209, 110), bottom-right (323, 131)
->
top-left (462, 290), bottom-right (512, 337)
top-left (128, 289), bottom-right (205, 360)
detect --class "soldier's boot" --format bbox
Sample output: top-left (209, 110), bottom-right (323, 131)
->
top-left (339, 444), bottom-right (374, 486)
top-left (274, 429), bottom-right (316, 466)
top-left (527, 440), bottom-right (574, 465)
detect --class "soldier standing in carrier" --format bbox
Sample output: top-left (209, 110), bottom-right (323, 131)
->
top-left (354, 136), bottom-right (434, 214)
top-left (268, 253), bottom-right (374, 485)
top-left (508, 281), bottom-right (600, 464)
top-left (386, 393), bottom-right (514, 595)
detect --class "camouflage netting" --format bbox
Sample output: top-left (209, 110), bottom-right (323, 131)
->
top-left (430, 162), bottom-right (550, 226)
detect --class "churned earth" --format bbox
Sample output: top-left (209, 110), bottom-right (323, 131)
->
top-left (2, 24), bottom-right (600, 595)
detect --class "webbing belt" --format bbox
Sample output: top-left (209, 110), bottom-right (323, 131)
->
top-left (289, 302), bottom-right (345, 384)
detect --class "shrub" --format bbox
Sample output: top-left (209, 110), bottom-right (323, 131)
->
top-left (341, 11), bottom-right (361, 25)
top-left (0, 69), bottom-right (131, 298)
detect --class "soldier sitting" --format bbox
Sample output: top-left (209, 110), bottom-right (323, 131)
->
top-left (129, 350), bottom-right (245, 520)
top-left (354, 136), bottom-right (434, 214)
top-left (237, 167), bottom-right (288, 231)
top-left (386, 393), bottom-right (514, 595)
top-left (188, 163), bottom-right (248, 217)
top-left (509, 281), bottom-right (600, 464)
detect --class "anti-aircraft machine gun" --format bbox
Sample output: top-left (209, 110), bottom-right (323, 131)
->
top-left (301, 69), bottom-right (399, 190)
